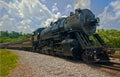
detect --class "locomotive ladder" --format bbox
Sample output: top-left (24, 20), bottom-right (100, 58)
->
top-left (75, 32), bottom-right (96, 63)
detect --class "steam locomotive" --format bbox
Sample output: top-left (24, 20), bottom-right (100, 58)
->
top-left (0, 9), bottom-right (115, 63)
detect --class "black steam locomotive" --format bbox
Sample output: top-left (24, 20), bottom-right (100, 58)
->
top-left (0, 9), bottom-right (115, 63)
top-left (32, 9), bottom-right (114, 63)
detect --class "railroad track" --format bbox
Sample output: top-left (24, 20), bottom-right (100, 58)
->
top-left (38, 50), bottom-right (120, 71)
top-left (110, 55), bottom-right (120, 58)
top-left (95, 62), bottom-right (120, 71)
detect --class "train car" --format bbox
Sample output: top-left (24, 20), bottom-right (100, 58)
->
top-left (0, 43), bottom-right (9, 49)
top-left (0, 28), bottom-right (44, 51)
top-left (7, 41), bottom-right (23, 49)
top-left (22, 38), bottom-right (32, 50)
top-left (1, 38), bottom-right (32, 51)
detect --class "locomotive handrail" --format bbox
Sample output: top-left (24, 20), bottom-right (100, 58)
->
top-left (75, 32), bottom-right (86, 49)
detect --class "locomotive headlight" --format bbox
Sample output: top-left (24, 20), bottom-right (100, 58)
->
top-left (87, 17), bottom-right (100, 27)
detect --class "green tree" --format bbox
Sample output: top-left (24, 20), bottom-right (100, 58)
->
top-left (0, 31), bottom-right (31, 43)
top-left (97, 29), bottom-right (120, 48)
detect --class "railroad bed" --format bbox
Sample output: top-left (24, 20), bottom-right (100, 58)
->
top-left (8, 50), bottom-right (120, 77)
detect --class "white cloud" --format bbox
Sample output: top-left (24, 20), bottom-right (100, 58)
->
top-left (74, 0), bottom-right (91, 9)
top-left (0, 22), bottom-right (3, 27)
top-left (64, 4), bottom-right (73, 15)
top-left (67, 4), bottom-right (72, 9)
top-left (20, 19), bottom-right (32, 25)
top-left (40, 0), bottom-right (46, 3)
top-left (1, 0), bottom-right (90, 33)
top-left (52, 3), bottom-right (58, 14)
top-left (41, 2), bottom-right (62, 27)
top-left (17, 20), bottom-right (33, 33)
top-left (98, 0), bottom-right (120, 30)
top-left (0, 15), bottom-right (18, 32)
top-left (0, 0), bottom-right (54, 33)
top-left (41, 12), bottom-right (62, 27)
top-left (110, 0), bottom-right (120, 19)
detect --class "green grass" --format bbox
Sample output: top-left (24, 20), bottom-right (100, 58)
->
top-left (0, 49), bottom-right (19, 77)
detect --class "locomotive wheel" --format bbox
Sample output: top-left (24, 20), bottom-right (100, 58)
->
top-left (98, 53), bottom-right (110, 62)
top-left (72, 52), bottom-right (79, 60)
top-left (39, 50), bottom-right (42, 53)
top-left (82, 52), bottom-right (90, 63)
top-left (50, 50), bottom-right (55, 56)
top-left (49, 40), bottom-right (55, 56)
top-left (44, 50), bottom-right (49, 55)
top-left (36, 47), bottom-right (40, 53)
top-left (32, 46), bottom-right (36, 52)
top-left (71, 48), bottom-right (80, 60)
top-left (38, 47), bottom-right (42, 53)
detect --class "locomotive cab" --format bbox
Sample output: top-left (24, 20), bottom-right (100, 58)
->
top-left (32, 28), bottom-right (44, 51)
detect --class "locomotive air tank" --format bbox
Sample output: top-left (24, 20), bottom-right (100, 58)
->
top-left (40, 9), bottom-right (99, 40)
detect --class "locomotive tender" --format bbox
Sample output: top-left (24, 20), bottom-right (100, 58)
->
top-left (0, 9), bottom-right (115, 63)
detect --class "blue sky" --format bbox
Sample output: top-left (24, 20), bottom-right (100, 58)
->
top-left (91, 0), bottom-right (113, 15)
top-left (0, 0), bottom-right (120, 33)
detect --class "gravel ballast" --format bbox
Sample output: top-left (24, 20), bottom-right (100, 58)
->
top-left (8, 50), bottom-right (119, 77)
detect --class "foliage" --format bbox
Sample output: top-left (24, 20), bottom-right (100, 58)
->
top-left (0, 31), bottom-right (31, 43)
top-left (0, 49), bottom-right (19, 77)
top-left (97, 29), bottom-right (120, 48)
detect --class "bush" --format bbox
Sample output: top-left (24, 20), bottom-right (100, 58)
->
top-left (97, 29), bottom-right (120, 48)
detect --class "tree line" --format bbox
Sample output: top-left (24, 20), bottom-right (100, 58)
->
top-left (0, 31), bottom-right (31, 43)
top-left (97, 29), bottom-right (120, 48)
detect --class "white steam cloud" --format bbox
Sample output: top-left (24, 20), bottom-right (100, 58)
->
top-left (74, 0), bottom-right (91, 9)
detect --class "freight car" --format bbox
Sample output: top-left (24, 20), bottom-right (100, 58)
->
top-left (0, 38), bottom-right (32, 50)
top-left (0, 8), bottom-right (115, 63)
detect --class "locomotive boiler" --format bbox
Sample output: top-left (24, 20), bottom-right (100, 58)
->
top-left (35, 9), bottom-right (114, 63)
top-left (40, 9), bottom-right (99, 40)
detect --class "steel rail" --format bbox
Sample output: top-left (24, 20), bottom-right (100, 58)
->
top-left (94, 62), bottom-right (120, 71)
